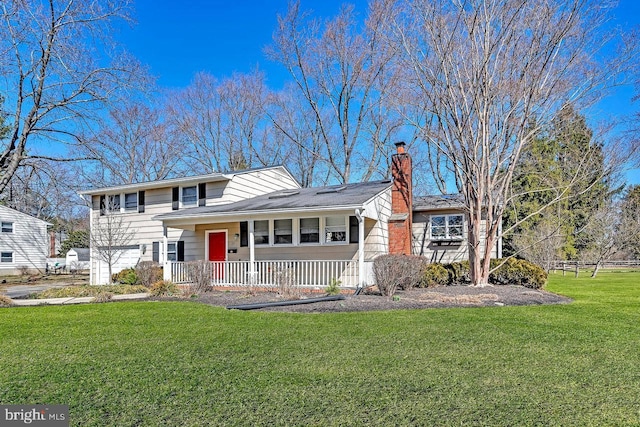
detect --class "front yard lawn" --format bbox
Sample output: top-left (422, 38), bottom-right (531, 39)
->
top-left (1, 272), bottom-right (639, 425)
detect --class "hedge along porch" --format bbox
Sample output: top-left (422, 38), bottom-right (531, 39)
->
top-left (154, 180), bottom-right (393, 290)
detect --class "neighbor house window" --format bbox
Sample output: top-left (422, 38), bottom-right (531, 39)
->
top-left (254, 220), bottom-right (269, 245)
top-left (182, 186), bottom-right (197, 206)
top-left (0, 252), bottom-right (13, 263)
top-left (431, 214), bottom-right (464, 240)
top-left (325, 216), bottom-right (346, 243)
top-left (124, 192), bottom-right (138, 211)
top-left (1, 222), bottom-right (13, 233)
top-left (299, 218), bottom-right (319, 243)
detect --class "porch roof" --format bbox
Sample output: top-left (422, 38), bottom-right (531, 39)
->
top-left (154, 180), bottom-right (392, 222)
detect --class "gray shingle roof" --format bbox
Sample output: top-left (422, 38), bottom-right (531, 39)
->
top-left (413, 194), bottom-right (465, 211)
top-left (155, 180), bottom-right (392, 221)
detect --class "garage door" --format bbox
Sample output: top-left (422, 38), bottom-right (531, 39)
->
top-left (97, 246), bottom-right (141, 284)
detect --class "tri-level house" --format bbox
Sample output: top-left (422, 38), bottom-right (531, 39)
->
top-left (81, 143), bottom-right (501, 287)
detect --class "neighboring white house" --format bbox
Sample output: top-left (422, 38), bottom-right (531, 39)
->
top-left (80, 144), bottom-right (501, 287)
top-left (66, 248), bottom-right (90, 273)
top-left (0, 205), bottom-right (51, 275)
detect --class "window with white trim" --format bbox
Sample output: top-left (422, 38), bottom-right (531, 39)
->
top-left (0, 251), bottom-right (13, 263)
top-left (181, 186), bottom-right (197, 206)
top-left (167, 242), bottom-right (177, 261)
top-left (325, 216), bottom-right (347, 243)
top-left (1, 222), bottom-right (13, 233)
top-left (430, 214), bottom-right (464, 240)
top-left (274, 219), bottom-right (293, 244)
top-left (254, 220), bottom-right (269, 245)
top-left (124, 192), bottom-right (138, 211)
top-left (299, 218), bottom-right (320, 243)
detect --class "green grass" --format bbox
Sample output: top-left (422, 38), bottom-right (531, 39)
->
top-left (1, 272), bottom-right (640, 426)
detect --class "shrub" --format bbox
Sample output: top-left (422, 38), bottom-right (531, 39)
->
top-left (93, 292), bottom-right (113, 303)
top-left (373, 255), bottom-right (427, 296)
top-left (149, 280), bottom-right (180, 297)
top-left (135, 261), bottom-right (163, 287)
top-left (420, 263), bottom-right (449, 287)
top-left (490, 258), bottom-right (547, 289)
top-left (186, 260), bottom-right (212, 295)
top-left (444, 261), bottom-right (471, 285)
top-left (325, 278), bottom-right (341, 295)
top-left (112, 268), bottom-right (138, 285)
top-left (0, 295), bottom-right (14, 307)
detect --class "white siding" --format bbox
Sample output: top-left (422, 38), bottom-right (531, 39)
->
top-left (222, 168), bottom-right (300, 202)
top-left (0, 206), bottom-right (49, 275)
top-left (362, 189), bottom-right (391, 260)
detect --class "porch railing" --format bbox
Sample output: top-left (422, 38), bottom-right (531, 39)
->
top-left (169, 260), bottom-right (364, 289)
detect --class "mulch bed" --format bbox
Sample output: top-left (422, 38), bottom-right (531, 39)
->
top-left (192, 285), bottom-right (572, 313)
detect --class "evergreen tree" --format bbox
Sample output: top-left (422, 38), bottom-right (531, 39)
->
top-left (504, 105), bottom-right (613, 260)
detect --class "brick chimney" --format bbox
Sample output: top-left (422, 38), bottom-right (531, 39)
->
top-left (388, 141), bottom-right (413, 255)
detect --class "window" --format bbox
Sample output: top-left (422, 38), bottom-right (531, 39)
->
top-left (124, 192), bottom-right (138, 211)
top-left (1, 222), bottom-right (13, 233)
top-left (274, 219), bottom-right (293, 244)
top-left (166, 241), bottom-right (185, 262)
top-left (300, 218), bottom-right (319, 243)
top-left (0, 252), bottom-right (13, 263)
top-left (254, 220), bottom-right (269, 245)
top-left (107, 194), bottom-right (121, 212)
top-left (325, 216), bottom-right (346, 243)
top-left (167, 242), bottom-right (177, 261)
top-left (182, 186), bottom-right (197, 206)
top-left (431, 214), bottom-right (464, 240)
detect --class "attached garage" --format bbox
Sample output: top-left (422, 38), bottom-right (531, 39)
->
top-left (95, 245), bottom-right (141, 284)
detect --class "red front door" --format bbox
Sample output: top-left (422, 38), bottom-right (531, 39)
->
top-left (208, 232), bottom-right (226, 261)
top-left (208, 231), bottom-right (226, 280)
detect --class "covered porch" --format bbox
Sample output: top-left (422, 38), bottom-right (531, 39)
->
top-left (153, 181), bottom-right (392, 290)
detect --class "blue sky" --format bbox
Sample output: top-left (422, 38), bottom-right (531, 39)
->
top-left (118, 0), bottom-right (640, 183)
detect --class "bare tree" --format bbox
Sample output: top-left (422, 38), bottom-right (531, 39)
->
top-left (0, 0), bottom-right (145, 194)
top-left (90, 197), bottom-right (136, 284)
top-left (512, 218), bottom-right (565, 273)
top-left (168, 70), bottom-right (284, 174)
top-left (387, 0), bottom-right (637, 285)
top-left (75, 100), bottom-right (187, 186)
top-left (267, 1), bottom-right (405, 184)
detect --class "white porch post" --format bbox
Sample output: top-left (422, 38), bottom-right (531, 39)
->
top-left (162, 226), bottom-right (171, 281)
top-left (356, 209), bottom-right (365, 287)
top-left (248, 219), bottom-right (256, 283)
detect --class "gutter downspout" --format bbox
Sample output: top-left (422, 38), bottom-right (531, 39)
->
top-left (355, 208), bottom-right (365, 292)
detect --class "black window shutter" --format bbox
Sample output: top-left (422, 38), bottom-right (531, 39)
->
top-left (99, 195), bottom-right (106, 216)
top-left (198, 183), bottom-right (206, 207)
top-left (152, 241), bottom-right (159, 262)
top-left (177, 241), bottom-right (185, 261)
top-left (172, 187), bottom-right (179, 210)
top-left (240, 222), bottom-right (248, 247)
top-left (138, 191), bottom-right (145, 213)
top-left (349, 216), bottom-right (359, 243)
